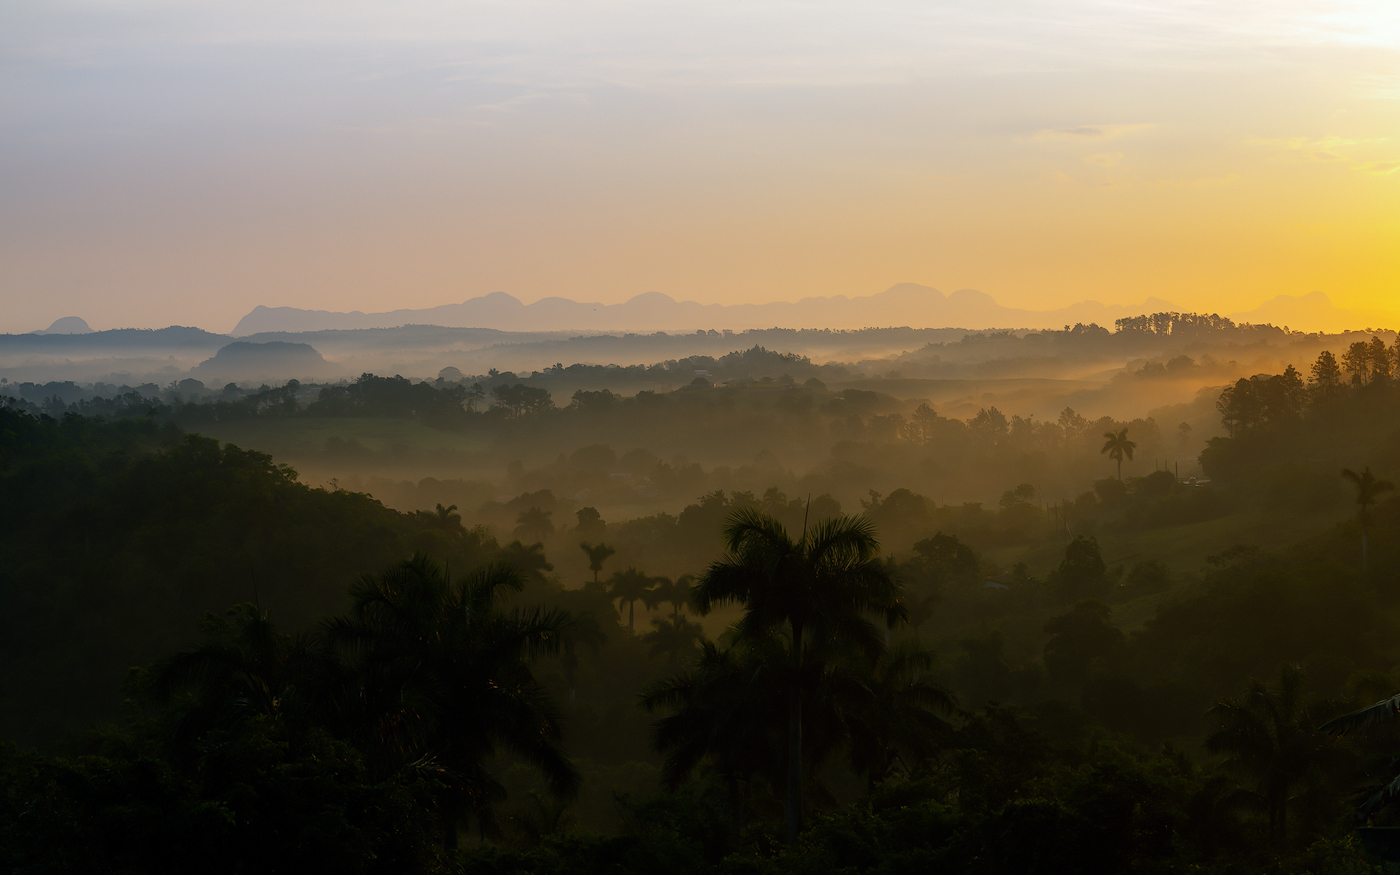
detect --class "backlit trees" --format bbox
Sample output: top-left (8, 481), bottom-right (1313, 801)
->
top-left (1101, 427), bottom-right (1137, 479)
top-left (691, 508), bottom-right (903, 844)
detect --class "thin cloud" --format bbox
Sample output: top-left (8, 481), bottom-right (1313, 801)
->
top-left (1358, 161), bottom-right (1399, 176)
top-left (1032, 123), bottom-right (1156, 141)
top-left (1252, 136), bottom-right (1396, 175)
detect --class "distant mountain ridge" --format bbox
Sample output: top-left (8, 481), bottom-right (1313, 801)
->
top-left (230, 285), bottom-right (1384, 335)
top-left (230, 285), bottom-right (1187, 335)
top-left (1225, 291), bottom-right (1382, 334)
top-left (0, 326), bottom-right (228, 350)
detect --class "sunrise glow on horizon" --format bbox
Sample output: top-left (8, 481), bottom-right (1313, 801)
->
top-left (2, 0), bottom-right (1397, 333)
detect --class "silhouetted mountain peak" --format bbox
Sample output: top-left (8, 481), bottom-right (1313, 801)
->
top-left (37, 317), bottom-right (94, 335)
top-left (193, 340), bottom-right (332, 381)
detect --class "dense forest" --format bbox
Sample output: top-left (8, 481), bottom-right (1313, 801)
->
top-left (5, 331), bottom-right (1400, 872)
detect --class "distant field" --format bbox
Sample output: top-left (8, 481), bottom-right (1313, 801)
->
top-left (191, 417), bottom-right (489, 461)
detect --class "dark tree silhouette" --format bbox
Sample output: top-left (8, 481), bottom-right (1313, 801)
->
top-left (558, 610), bottom-right (606, 709)
top-left (691, 508), bottom-right (903, 844)
top-left (904, 591), bottom-right (939, 638)
top-left (410, 502), bottom-right (464, 534)
top-left (1321, 690), bottom-right (1400, 821)
top-left (579, 541), bottom-right (616, 585)
top-left (513, 506), bottom-right (554, 541)
top-left (1049, 536), bottom-right (1110, 601)
top-left (1042, 599), bottom-right (1123, 684)
top-left (499, 539), bottom-right (554, 587)
top-left (838, 640), bottom-right (956, 790)
top-left (490, 383), bottom-right (554, 418)
top-left (642, 614), bottom-right (705, 666)
top-left (324, 554), bottom-right (578, 847)
top-left (1205, 664), bottom-right (1340, 848)
top-left (606, 566), bottom-right (659, 631)
top-left (641, 638), bottom-right (787, 835)
top-left (1341, 467), bottom-right (1395, 571)
top-left (575, 506), bottom-right (605, 540)
top-left (651, 574), bottom-right (695, 619)
top-left (906, 402), bottom-right (940, 445)
top-left (909, 532), bottom-right (979, 587)
top-left (1370, 336), bottom-right (1393, 381)
top-left (1101, 427), bottom-right (1137, 479)
top-left (1309, 350), bottom-right (1344, 403)
top-left (1342, 341), bottom-right (1373, 385)
top-left (147, 604), bottom-right (332, 749)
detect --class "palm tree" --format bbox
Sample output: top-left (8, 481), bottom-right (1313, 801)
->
top-left (324, 553), bottom-right (579, 847)
top-left (558, 610), bottom-right (606, 709)
top-left (835, 640), bottom-right (957, 790)
top-left (651, 574), bottom-right (695, 620)
top-left (514, 506), bottom-right (554, 541)
top-left (641, 638), bottom-right (788, 835)
top-left (412, 502), bottom-right (466, 535)
top-left (499, 539), bottom-right (554, 587)
top-left (579, 541), bottom-right (616, 586)
top-left (1101, 427), bottom-right (1137, 479)
top-left (606, 566), bottom-right (659, 631)
top-left (1342, 467), bottom-right (1395, 571)
top-left (1204, 664), bottom-right (1341, 848)
top-left (643, 615), bottom-right (705, 667)
top-left (692, 508), bottom-right (903, 844)
top-left (1320, 690), bottom-right (1400, 823)
top-left (146, 603), bottom-right (334, 753)
top-left (434, 502), bottom-right (462, 529)
top-left (904, 591), bottom-right (939, 638)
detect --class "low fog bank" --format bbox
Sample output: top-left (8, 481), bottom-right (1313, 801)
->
top-left (7, 314), bottom-right (1395, 575)
top-left (6, 312), bottom-right (1383, 388)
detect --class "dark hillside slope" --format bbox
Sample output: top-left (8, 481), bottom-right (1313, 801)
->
top-left (0, 408), bottom-right (483, 748)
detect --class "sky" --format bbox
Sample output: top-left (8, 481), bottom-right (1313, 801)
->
top-left (1, 0), bottom-right (1397, 334)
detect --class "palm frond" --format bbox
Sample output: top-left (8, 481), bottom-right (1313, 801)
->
top-left (722, 506), bottom-right (793, 554)
top-left (692, 560), bottom-right (759, 614)
top-left (1359, 770), bottom-right (1400, 821)
top-left (1319, 694), bottom-right (1400, 735)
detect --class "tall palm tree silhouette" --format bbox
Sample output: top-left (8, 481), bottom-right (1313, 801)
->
top-left (559, 611), bottom-right (606, 709)
top-left (904, 591), bottom-right (939, 638)
top-left (691, 508), bottom-right (903, 845)
top-left (579, 541), bottom-right (616, 585)
top-left (499, 540), bottom-right (554, 587)
top-left (607, 566), bottom-right (659, 631)
top-left (1101, 427), bottom-right (1137, 479)
top-left (642, 614), bottom-right (705, 666)
top-left (839, 640), bottom-right (956, 790)
top-left (513, 506), bottom-right (554, 541)
top-left (324, 554), bottom-right (578, 846)
top-left (641, 638), bottom-right (786, 835)
top-left (1205, 664), bottom-right (1340, 848)
top-left (652, 574), bottom-right (695, 620)
top-left (148, 603), bottom-right (330, 747)
top-left (1342, 467), bottom-right (1395, 571)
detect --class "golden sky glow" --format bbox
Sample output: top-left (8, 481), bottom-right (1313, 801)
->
top-left (1, 0), bottom-right (1397, 333)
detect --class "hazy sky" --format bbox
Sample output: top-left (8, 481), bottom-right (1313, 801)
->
top-left (2, 0), bottom-right (1397, 333)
